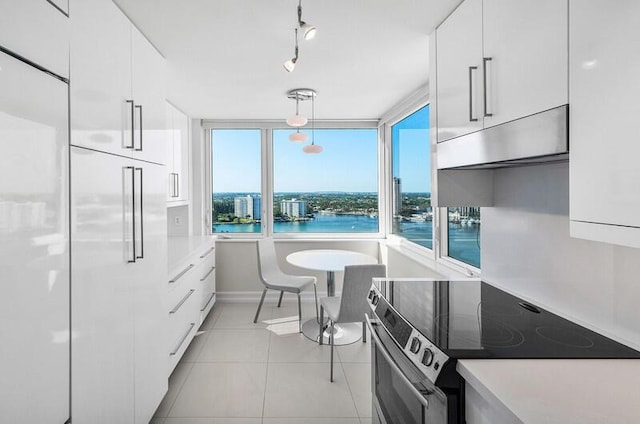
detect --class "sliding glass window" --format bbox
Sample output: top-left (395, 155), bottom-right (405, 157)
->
top-left (390, 105), bottom-right (432, 249)
top-left (210, 129), bottom-right (262, 234)
top-left (272, 128), bottom-right (379, 234)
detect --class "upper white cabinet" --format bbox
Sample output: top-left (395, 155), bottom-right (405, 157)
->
top-left (166, 102), bottom-right (190, 202)
top-left (70, 0), bottom-right (167, 164)
top-left (569, 0), bottom-right (640, 247)
top-left (0, 0), bottom-right (69, 78)
top-left (435, 0), bottom-right (568, 142)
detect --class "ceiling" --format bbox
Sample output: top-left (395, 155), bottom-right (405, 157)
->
top-left (113, 0), bottom-right (461, 120)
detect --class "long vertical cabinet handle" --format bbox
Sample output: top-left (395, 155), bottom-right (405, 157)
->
top-left (135, 104), bottom-right (143, 151)
top-left (125, 166), bottom-right (136, 263)
top-left (125, 100), bottom-right (135, 149)
top-left (135, 167), bottom-right (144, 259)
top-left (175, 173), bottom-right (179, 198)
top-left (468, 66), bottom-right (479, 122)
top-left (483, 57), bottom-right (493, 117)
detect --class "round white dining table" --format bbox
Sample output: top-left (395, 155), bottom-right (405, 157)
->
top-left (286, 249), bottom-right (378, 344)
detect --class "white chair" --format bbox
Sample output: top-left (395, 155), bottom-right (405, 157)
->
top-left (319, 264), bottom-right (386, 382)
top-left (254, 238), bottom-right (319, 332)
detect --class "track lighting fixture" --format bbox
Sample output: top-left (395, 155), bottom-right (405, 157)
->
top-left (283, 28), bottom-right (299, 72)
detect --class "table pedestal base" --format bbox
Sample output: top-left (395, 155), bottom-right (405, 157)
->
top-left (301, 319), bottom-right (363, 345)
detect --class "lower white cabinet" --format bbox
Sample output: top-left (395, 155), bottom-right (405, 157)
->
top-left (569, 0), bottom-right (640, 247)
top-left (70, 146), bottom-right (167, 424)
top-left (167, 241), bottom-right (216, 372)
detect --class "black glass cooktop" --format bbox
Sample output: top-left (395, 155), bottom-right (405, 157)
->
top-left (376, 279), bottom-right (640, 359)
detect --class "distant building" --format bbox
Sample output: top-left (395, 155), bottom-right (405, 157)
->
top-left (234, 195), bottom-right (254, 219)
top-left (392, 177), bottom-right (402, 215)
top-left (252, 196), bottom-right (261, 220)
top-left (281, 199), bottom-right (306, 218)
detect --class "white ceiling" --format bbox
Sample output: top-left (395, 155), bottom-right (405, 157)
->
top-left (113, 0), bottom-right (461, 120)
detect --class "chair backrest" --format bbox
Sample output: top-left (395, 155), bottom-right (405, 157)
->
top-left (256, 238), bottom-right (286, 286)
top-left (335, 264), bottom-right (386, 324)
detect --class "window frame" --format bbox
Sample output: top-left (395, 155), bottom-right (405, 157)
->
top-left (204, 119), bottom-right (383, 239)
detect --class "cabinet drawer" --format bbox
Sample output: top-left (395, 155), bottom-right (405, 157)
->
top-left (168, 285), bottom-right (200, 369)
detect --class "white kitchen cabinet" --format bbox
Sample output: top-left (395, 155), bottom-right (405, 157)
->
top-left (0, 0), bottom-right (69, 78)
top-left (0, 46), bottom-right (70, 424)
top-left (167, 240), bottom-right (216, 372)
top-left (435, 0), bottom-right (483, 142)
top-left (435, 0), bottom-right (568, 142)
top-left (569, 0), bottom-right (640, 247)
top-left (70, 0), bottom-right (168, 164)
top-left (131, 28), bottom-right (168, 165)
top-left (70, 146), bottom-right (168, 424)
top-left (166, 102), bottom-right (190, 202)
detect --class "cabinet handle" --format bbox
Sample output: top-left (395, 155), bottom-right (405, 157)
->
top-left (175, 173), bottom-right (179, 198)
top-left (135, 104), bottom-right (143, 151)
top-left (199, 246), bottom-right (215, 258)
top-left (125, 166), bottom-right (136, 263)
top-left (125, 100), bottom-right (135, 149)
top-left (201, 292), bottom-right (216, 312)
top-left (169, 289), bottom-right (196, 314)
top-left (135, 167), bottom-right (144, 259)
top-left (483, 57), bottom-right (493, 117)
top-left (170, 322), bottom-right (195, 356)
top-left (468, 66), bottom-right (478, 122)
top-left (170, 173), bottom-right (179, 198)
top-left (200, 266), bottom-right (215, 281)
top-left (169, 264), bottom-right (195, 283)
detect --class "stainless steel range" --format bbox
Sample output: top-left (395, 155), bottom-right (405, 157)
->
top-left (365, 279), bottom-right (640, 424)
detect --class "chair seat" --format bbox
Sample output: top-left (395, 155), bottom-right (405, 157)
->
top-left (264, 275), bottom-right (316, 293)
top-left (319, 296), bottom-right (341, 321)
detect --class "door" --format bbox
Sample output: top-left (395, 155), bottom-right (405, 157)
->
top-left (71, 147), bottom-right (135, 424)
top-left (0, 47), bottom-right (70, 424)
top-left (435, 0), bottom-right (483, 142)
top-left (482, 0), bottom-right (568, 127)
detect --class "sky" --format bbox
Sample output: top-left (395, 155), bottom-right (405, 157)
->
top-left (211, 105), bottom-right (430, 193)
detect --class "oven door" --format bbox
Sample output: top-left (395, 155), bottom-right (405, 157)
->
top-left (367, 315), bottom-right (448, 424)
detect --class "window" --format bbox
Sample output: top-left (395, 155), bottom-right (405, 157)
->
top-left (390, 105), bottom-right (432, 248)
top-left (211, 129), bottom-right (262, 234)
top-left (447, 207), bottom-right (481, 268)
top-left (272, 128), bottom-right (379, 233)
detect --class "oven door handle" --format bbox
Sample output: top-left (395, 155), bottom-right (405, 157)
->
top-left (365, 314), bottom-right (431, 408)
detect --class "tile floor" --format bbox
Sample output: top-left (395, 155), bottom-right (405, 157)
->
top-left (151, 301), bottom-right (373, 424)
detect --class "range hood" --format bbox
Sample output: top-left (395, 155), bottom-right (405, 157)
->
top-left (436, 105), bottom-right (568, 170)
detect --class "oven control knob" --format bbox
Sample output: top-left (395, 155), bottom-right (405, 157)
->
top-left (372, 294), bottom-right (379, 305)
top-left (421, 348), bottom-right (434, 367)
top-left (368, 290), bottom-right (375, 300)
top-left (409, 337), bottom-right (421, 354)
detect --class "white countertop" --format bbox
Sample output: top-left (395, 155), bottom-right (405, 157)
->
top-left (167, 235), bottom-right (216, 272)
top-left (458, 359), bottom-right (640, 424)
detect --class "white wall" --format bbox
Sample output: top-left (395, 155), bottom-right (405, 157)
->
top-left (482, 162), bottom-right (640, 349)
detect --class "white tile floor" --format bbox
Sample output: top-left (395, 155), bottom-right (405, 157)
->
top-left (151, 301), bottom-right (373, 424)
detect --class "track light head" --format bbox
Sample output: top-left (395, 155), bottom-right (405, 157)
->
top-left (300, 22), bottom-right (317, 40)
top-left (283, 57), bottom-right (297, 72)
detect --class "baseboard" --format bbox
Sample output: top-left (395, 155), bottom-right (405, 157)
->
top-left (217, 290), bottom-right (328, 303)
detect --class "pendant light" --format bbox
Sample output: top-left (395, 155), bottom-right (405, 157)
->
top-left (286, 90), bottom-right (308, 127)
top-left (289, 128), bottom-right (308, 143)
top-left (303, 91), bottom-right (323, 154)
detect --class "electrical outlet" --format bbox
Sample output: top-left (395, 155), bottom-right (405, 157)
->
top-left (174, 216), bottom-right (181, 226)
